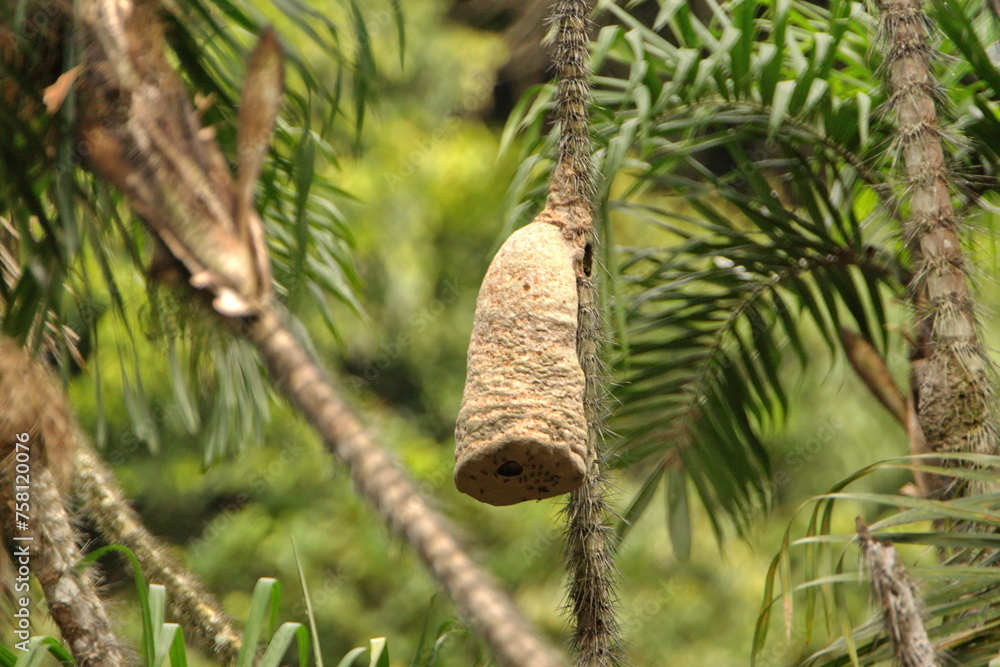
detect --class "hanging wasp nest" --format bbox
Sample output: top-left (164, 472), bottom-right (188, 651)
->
top-left (455, 210), bottom-right (588, 506)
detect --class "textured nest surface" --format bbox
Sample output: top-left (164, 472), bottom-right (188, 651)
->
top-left (455, 218), bottom-right (588, 506)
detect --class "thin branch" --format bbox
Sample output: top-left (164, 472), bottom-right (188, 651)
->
top-left (73, 445), bottom-right (243, 663)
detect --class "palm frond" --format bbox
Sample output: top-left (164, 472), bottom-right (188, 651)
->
top-left (611, 161), bottom-right (901, 539)
top-left (755, 453), bottom-right (1000, 667)
top-left (501, 0), bottom-right (914, 540)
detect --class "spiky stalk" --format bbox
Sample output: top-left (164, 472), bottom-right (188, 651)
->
top-left (565, 268), bottom-right (622, 667)
top-left (0, 335), bottom-right (242, 661)
top-left (550, 0), bottom-right (595, 204)
top-left (874, 0), bottom-right (997, 498)
top-left (0, 467), bottom-right (127, 666)
top-left (548, 1), bottom-right (623, 664)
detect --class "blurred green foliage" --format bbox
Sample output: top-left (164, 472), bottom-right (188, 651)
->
top-left (3, 0), bottom-right (1000, 664)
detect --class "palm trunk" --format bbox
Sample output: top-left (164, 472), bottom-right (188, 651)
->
top-left (876, 0), bottom-right (997, 498)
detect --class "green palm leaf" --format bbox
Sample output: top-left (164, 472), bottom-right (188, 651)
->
top-left (501, 0), bottom-right (914, 540)
top-left (757, 454), bottom-right (1000, 667)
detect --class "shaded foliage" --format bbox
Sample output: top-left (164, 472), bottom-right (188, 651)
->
top-left (0, 0), bottom-right (400, 459)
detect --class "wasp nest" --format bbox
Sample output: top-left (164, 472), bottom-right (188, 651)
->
top-left (455, 216), bottom-right (588, 506)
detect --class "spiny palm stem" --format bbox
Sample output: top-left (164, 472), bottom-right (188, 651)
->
top-left (0, 467), bottom-right (127, 666)
top-left (548, 0), bottom-right (624, 663)
top-left (857, 518), bottom-right (937, 667)
top-left (875, 0), bottom-right (997, 498)
top-left (0, 339), bottom-right (125, 665)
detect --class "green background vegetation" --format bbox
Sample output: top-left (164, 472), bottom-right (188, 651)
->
top-left (4, 0), bottom-right (1000, 664)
